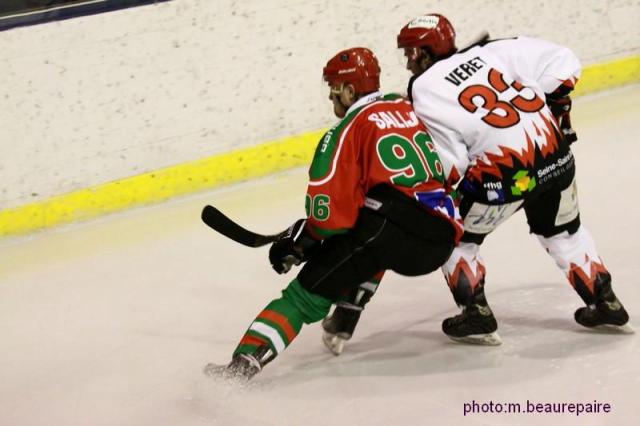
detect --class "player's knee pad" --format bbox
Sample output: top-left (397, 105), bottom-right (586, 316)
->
top-left (537, 226), bottom-right (609, 303)
top-left (536, 226), bottom-right (601, 272)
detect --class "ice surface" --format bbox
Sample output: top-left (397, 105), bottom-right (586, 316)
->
top-left (1, 86), bottom-right (638, 426)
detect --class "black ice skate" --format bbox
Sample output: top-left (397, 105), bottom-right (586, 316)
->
top-left (321, 302), bottom-right (363, 356)
top-left (574, 274), bottom-right (633, 333)
top-left (203, 346), bottom-right (274, 380)
top-left (322, 302), bottom-right (364, 356)
top-left (442, 303), bottom-right (502, 346)
top-left (321, 285), bottom-right (375, 356)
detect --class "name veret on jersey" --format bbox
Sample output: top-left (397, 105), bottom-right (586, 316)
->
top-left (445, 56), bottom-right (487, 86)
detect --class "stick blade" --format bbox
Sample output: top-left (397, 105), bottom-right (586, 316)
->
top-left (201, 205), bottom-right (285, 247)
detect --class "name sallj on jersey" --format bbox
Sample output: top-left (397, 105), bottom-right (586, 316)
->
top-left (445, 56), bottom-right (487, 86)
top-left (368, 110), bottom-right (419, 129)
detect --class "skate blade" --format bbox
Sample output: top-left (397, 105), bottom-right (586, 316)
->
top-left (447, 331), bottom-right (502, 346)
top-left (322, 332), bottom-right (346, 356)
top-left (590, 322), bottom-right (635, 334)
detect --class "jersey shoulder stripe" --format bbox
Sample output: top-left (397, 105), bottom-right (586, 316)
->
top-left (308, 96), bottom-right (407, 185)
top-left (381, 92), bottom-right (404, 101)
top-left (309, 106), bottom-right (363, 181)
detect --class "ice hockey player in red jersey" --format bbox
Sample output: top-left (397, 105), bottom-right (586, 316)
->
top-left (204, 47), bottom-right (462, 379)
top-left (323, 13), bottom-right (632, 349)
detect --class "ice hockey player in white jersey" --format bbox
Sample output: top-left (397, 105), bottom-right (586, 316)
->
top-left (322, 13), bottom-right (631, 350)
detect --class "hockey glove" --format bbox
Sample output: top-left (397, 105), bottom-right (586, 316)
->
top-left (547, 90), bottom-right (577, 144)
top-left (269, 219), bottom-right (320, 274)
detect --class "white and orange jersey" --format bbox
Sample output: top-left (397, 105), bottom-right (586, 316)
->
top-left (410, 36), bottom-right (581, 189)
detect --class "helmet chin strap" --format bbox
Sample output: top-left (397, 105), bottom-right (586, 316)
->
top-left (329, 82), bottom-right (344, 98)
top-left (337, 94), bottom-right (352, 111)
top-left (332, 83), bottom-right (356, 113)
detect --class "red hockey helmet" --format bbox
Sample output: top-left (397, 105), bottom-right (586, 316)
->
top-left (322, 47), bottom-right (381, 95)
top-left (397, 13), bottom-right (456, 57)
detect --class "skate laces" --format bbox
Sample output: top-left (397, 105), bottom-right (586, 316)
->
top-left (449, 304), bottom-right (492, 324)
top-left (447, 310), bottom-right (468, 326)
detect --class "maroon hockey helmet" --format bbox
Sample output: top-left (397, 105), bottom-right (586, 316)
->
top-left (323, 47), bottom-right (381, 95)
top-left (397, 13), bottom-right (457, 57)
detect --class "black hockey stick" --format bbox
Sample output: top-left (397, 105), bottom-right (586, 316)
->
top-left (201, 205), bottom-right (288, 247)
top-left (457, 31), bottom-right (490, 52)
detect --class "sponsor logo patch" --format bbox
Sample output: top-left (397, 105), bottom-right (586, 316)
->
top-left (338, 67), bottom-right (356, 74)
top-left (511, 170), bottom-right (536, 196)
top-left (408, 15), bottom-right (439, 30)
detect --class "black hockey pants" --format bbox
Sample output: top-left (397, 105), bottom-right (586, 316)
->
top-left (297, 185), bottom-right (456, 301)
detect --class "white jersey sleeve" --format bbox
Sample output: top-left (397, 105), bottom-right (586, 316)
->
top-left (483, 36), bottom-right (581, 93)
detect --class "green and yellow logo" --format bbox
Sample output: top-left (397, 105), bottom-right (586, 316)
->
top-left (511, 170), bottom-right (536, 195)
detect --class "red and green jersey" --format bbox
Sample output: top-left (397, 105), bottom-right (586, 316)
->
top-left (305, 92), bottom-right (461, 239)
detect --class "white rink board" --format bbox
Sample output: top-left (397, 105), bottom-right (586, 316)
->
top-left (1, 0), bottom-right (639, 208)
